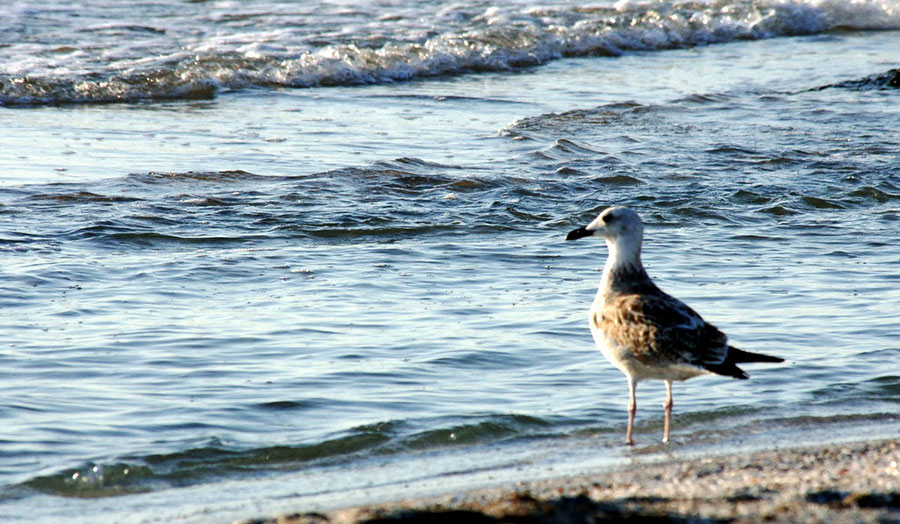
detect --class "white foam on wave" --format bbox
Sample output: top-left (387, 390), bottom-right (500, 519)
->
top-left (1, 0), bottom-right (898, 104)
top-left (810, 0), bottom-right (900, 29)
top-left (257, 0), bottom-right (900, 87)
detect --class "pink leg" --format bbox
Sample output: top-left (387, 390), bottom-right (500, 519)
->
top-left (663, 380), bottom-right (673, 444)
top-left (626, 377), bottom-right (637, 446)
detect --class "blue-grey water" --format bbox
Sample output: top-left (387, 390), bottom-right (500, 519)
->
top-left (2, 1), bottom-right (900, 522)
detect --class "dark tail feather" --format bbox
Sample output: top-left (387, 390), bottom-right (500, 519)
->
top-left (705, 361), bottom-right (749, 380)
top-left (728, 346), bottom-right (784, 364)
top-left (705, 346), bottom-right (783, 380)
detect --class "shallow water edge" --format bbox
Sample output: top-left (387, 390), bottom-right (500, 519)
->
top-left (268, 436), bottom-right (900, 524)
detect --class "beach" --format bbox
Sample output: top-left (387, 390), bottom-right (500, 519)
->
top-left (247, 438), bottom-right (900, 523)
top-left (2, 1), bottom-right (899, 522)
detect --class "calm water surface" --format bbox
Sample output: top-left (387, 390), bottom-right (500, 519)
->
top-left (1, 1), bottom-right (899, 522)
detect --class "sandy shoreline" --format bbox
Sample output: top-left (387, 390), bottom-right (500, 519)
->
top-left (241, 438), bottom-right (899, 524)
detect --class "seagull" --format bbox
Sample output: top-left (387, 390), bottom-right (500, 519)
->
top-left (566, 206), bottom-right (783, 445)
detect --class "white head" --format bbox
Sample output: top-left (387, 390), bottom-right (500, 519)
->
top-left (566, 206), bottom-right (644, 265)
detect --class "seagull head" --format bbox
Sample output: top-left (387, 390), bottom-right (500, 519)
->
top-left (566, 206), bottom-right (644, 250)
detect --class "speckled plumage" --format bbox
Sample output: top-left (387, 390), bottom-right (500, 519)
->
top-left (566, 206), bottom-right (782, 445)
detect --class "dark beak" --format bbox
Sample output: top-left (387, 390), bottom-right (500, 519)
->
top-left (566, 226), bottom-right (592, 241)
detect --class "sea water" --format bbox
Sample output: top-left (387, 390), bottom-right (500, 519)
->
top-left (1, 1), bottom-right (899, 522)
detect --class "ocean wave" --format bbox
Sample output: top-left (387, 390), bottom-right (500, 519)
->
top-left (813, 68), bottom-right (900, 91)
top-left (2, 163), bottom-right (571, 248)
top-left (20, 414), bottom-right (550, 498)
top-left (2, 0), bottom-right (898, 105)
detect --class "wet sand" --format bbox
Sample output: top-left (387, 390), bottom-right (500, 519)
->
top-left (242, 438), bottom-right (899, 523)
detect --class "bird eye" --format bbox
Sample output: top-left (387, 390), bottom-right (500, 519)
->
top-left (603, 213), bottom-right (616, 224)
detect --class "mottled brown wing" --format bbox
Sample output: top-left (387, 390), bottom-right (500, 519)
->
top-left (598, 292), bottom-right (729, 368)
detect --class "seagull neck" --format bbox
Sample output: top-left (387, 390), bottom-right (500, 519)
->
top-left (599, 238), bottom-right (652, 296)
